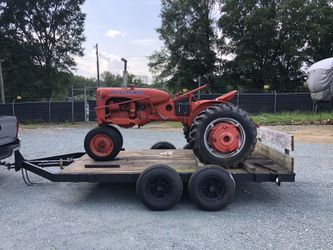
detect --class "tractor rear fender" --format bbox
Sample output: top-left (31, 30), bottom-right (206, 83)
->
top-left (214, 90), bottom-right (237, 102)
top-left (187, 90), bottom-right (237, 126)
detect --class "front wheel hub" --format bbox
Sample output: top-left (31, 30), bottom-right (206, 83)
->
top-left (208, 122), bottom-right (240, 153)
top-left (90, 134), bottom-right (114, 157)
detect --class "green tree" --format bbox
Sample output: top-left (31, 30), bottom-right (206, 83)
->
top-left (0, 0), bottom-right (86, 100)
top-left (101, 72), bottom-right (123, 87)
top-left (101, 71), bottom-right (149, 88)
top-left (218, 0), bottom-right (333, 91)
top-left (70, 75), bottom-right (96, 88)
top-left (303, 0), bottom-right (333, 64)
top-left (149, 0), bottom-right (217, 91)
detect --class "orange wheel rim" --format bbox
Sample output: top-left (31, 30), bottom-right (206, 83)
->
top-left (208, 122), bottom-right (241, 153)
top-left (90, 134), bottom-right (114, 157)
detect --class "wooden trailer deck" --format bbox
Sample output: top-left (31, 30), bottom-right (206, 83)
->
top-left (61, 149), bottom-right (199, 175)
top-left (11, 126), bottom-right (294, 184)
top-left (58, 126), bottom-right (295, 183)
top-left (60, 149), bottom-right (292, 177)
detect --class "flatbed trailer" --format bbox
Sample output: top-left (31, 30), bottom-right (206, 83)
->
top-left (2, 127), bottom-right (295, 211)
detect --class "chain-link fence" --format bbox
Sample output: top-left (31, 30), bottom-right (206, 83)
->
top-left (0, 101), bottom-right (88, 122)
top-left (0, 92), bottom-right (332, 123)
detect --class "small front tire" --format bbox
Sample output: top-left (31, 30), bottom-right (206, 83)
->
top-left (84, 126), bottom-right (122, 161)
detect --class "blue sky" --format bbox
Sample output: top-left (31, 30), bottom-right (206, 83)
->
top-left (74, 0), bottom-right (162, 82)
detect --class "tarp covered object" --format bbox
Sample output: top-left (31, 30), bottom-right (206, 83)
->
top-left (308, 58), bottom-right (333, 102)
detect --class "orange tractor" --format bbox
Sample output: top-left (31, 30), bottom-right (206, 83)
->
top-left (84, 84), bottom-right (257, 167)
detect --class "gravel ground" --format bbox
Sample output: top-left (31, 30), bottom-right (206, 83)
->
top-left (0, 126), bottom-right (332, 250)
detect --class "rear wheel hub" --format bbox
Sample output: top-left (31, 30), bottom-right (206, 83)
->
top-left (208, 122), bottom-right (240, 153)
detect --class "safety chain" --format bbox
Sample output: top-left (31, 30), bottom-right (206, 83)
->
top-left (0, 161), bottom-right (15, 170)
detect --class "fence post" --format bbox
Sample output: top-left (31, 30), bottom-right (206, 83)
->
top-left (197, 76), bottom-right (201, 100)
top-left (12, 99), bottom-right (15, 116)
top-left (274, 90), bottom-right (277, 113)
top-left (313, 100), bottom-right (317, 113)
top-left (71, 85), bottom-right (74, 122)
top-left (48, 98), bottom-right (52, 122)
top-left (86, 102), bottom-right (90, 123)
top-left (236, 91), bottom-right (239, 106)
top-left (84, 84), bottom-right (87, 123)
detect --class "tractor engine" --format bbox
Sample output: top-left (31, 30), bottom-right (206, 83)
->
top-left (95, 86), bottom-right (171, 127)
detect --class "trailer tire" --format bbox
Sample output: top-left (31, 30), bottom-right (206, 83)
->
top-left (84, 126), bottom-right (122, 161)
top-left (183, 143), bottom-right (192, 149)
top-left (188, 166), bottom-right (235, 211)
top-left (136, 165), bottom-right (183, 211)
top-left (151, 141), bottom-right (176, 150)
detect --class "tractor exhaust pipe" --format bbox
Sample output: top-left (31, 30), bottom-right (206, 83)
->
top-left (121, 58), bottom-right (128, 88)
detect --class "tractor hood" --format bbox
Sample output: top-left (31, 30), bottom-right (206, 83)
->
top-left (97, 87), bottom-right (171, 105)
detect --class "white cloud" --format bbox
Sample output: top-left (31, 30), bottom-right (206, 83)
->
top-left (127, 57), bottom-right (150, 75)
top-left (73, 49), bottom-right (152, 83)
top-left (131, 38), bottom-right (160, 46)
top-left (105, 29), bottom-right (124, 38)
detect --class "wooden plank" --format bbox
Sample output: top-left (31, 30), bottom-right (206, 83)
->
top-left (257, 127), bottom-right (294, 151)
top-left (255, 142), bottom-right (294, 172)
top-left (61, 150), bottom-right (198, 175)
top-left (242, 162), bottom-right (268, 173)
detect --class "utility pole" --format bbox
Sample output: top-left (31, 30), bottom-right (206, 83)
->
top-left (0, 59), bottom-right (5, 104)
top-left (95, 43), bottom-right (100, 87)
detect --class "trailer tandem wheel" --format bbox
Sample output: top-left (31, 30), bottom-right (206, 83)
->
top-left (136, 165), bottom-right (183, 211)
top-left (188, 166), bottom-right (236, 211)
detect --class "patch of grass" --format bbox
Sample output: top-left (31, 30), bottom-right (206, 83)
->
top-left (165, 121), bottom-right (183, 128)
top-left (149, 112), bottom-right (333, 127)
top-left (252, 112), bottom-right (333, 125)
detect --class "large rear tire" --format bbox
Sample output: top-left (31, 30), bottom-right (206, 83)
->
top-left (84, 126), bottom-right (122, 161)
top-left (183, 126), bottom-right (191, 143)
top-left (190, 103), bottom-right (257, 168)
